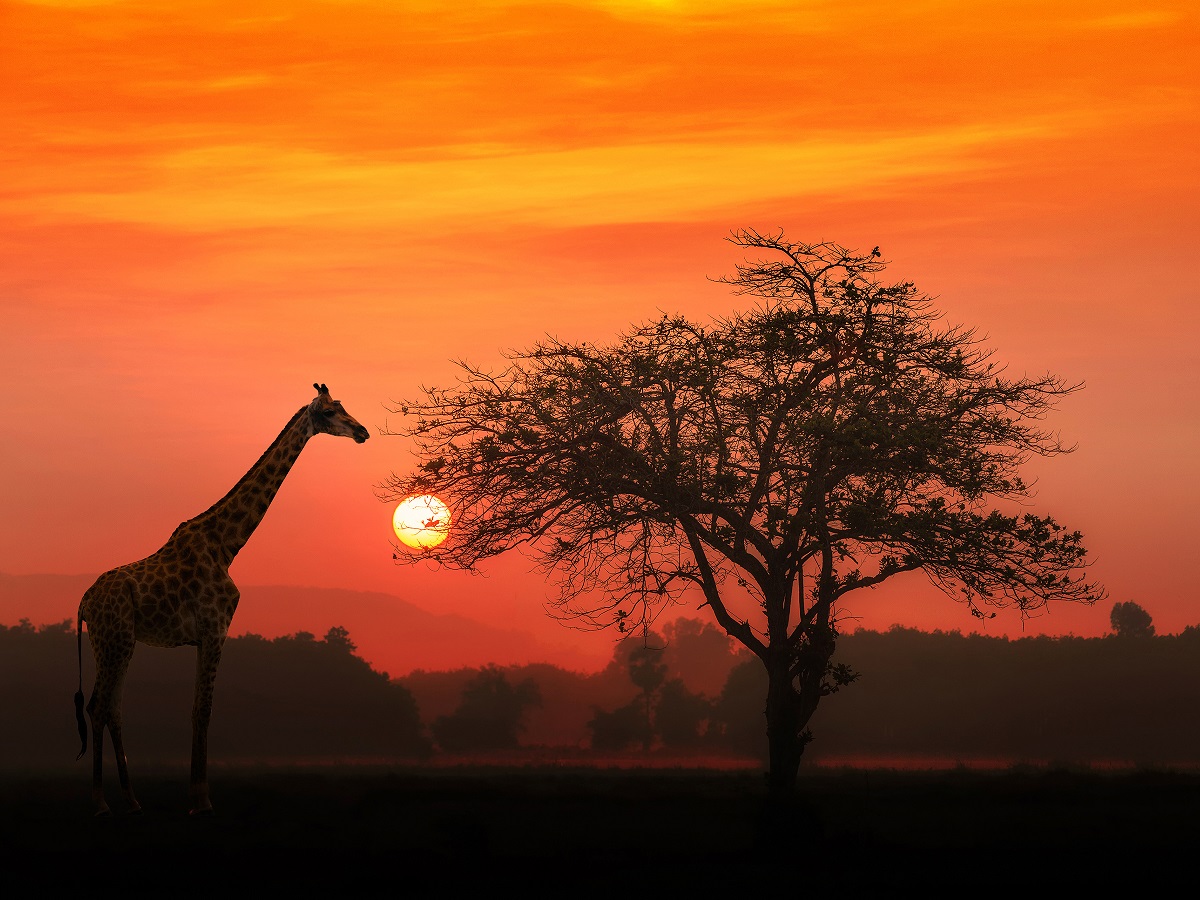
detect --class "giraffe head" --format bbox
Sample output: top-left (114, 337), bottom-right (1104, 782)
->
top-left (309, 383), bottom-right (371, 443)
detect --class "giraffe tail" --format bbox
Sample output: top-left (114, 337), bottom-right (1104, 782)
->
top-left (74, 606), bottom-right (87, 760)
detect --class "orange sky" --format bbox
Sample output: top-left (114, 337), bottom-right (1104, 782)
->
top-left (2, 0), bottom-right (1197, 672)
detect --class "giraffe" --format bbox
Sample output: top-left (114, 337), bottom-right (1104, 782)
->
top-left (73, 383), bottom-right (370, 816)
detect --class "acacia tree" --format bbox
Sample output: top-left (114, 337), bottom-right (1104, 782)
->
top-left (379, 230), bottom-right (1105, 794)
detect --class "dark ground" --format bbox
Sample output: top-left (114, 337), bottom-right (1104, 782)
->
top-left (2, 763), bottom-right (1198, 895)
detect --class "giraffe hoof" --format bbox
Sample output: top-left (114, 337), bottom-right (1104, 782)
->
top-left (128, 806), bottom-right (144, 816)
top-left (189, 806), bottom-right (215, 817)
top-left (94, 808), bottom-right (113, 818)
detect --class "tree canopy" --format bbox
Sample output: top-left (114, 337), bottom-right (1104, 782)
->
top-left (380, 230), bottom-right (1105, 792)
top-left (1110, 601), bottom-right (1155, 638)
top-left (431, 665), bottom-right (542, 752)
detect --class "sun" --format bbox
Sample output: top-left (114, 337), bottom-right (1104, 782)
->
top-left (392, 494), bottom-right (452, 550)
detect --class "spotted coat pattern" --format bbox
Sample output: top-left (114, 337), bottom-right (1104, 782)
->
top-left (75, 385), bottom-right (369, 816)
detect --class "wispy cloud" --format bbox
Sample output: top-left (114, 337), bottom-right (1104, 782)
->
top-left (1081, 10), bottom-right (1179, 30)
top-left (6, 122), bottom-right (1061, 231)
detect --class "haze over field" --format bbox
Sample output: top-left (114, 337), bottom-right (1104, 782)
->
top-left (2, 1), bottom-right (1197, 669)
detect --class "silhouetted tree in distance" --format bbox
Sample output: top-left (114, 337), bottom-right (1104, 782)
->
top-left (655, 678), bottom-right (713, 748)
top-left (323, 624), bottom-right (357, 653)
top-left (432, 665), bottom-right (542, 752)
top-left (586, 623), bottom-right (719, 750)
top-left (587, 700), bottom-right (647, 751)
top-left (381, 230), bottom-right (1106, 795)
top-left (209, 627), bottom-right (429, 759)
top-left (586, 638), bottom-right (666, 751)
top-left (709, 658), bottom-right (769, 760)
top-left (1110, 601), bottom-right (1155, 638)
top-left (627, 644), bottom-right (668, 751)
top-left (661, 617), bottom-right (748, 697)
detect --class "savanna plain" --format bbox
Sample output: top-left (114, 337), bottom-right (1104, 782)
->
top-left (5, 763), bottom-right (1199, 893)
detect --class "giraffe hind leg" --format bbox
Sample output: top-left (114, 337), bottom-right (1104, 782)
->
top-left (87, 626), bottom-right (136, 816)
top-left (86, 694), bottom-right (111, 817)
top-left (108, 712), bottom-right (142, 814)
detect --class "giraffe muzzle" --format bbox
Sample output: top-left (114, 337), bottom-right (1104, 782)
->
top-left (353, 426), bottom-right (370, 443)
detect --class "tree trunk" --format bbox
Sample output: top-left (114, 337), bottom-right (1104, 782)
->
top-left (758, 655), bottom-right (826, 852)
top-left (763, 635), bottom-right (837, 796)
top-left (643, 687), bottom-right (652, 752)
top-left (764, 652), bottom-right (804, 795)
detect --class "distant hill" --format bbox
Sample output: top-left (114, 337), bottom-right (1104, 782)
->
top-left (0, 572), bottom-right (579, 677)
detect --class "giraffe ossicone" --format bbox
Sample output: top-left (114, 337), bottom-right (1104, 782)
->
top-left (74, 383), bottom-right (370, 816)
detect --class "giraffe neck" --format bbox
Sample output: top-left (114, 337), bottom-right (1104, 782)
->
top-left (188, 405), bottom-right (315, 568)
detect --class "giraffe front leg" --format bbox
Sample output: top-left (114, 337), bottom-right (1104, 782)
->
top-left (189, 639), bottom-right (223, 816)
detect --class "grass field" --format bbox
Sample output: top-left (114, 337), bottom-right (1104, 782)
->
top-left (3, 763), bottom-right (1198, 893)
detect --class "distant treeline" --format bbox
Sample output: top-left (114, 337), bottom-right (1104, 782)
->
top-left (4, 616), bottom-right (1200, 770)
top-left (813, 626), bottom-right (1200, 765)
top-left (1, 620), bottom-right (431, 769)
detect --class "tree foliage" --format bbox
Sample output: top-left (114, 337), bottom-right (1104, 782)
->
top-left (661, 617), bottom-right (748, 697)
top-left (586, 645), bottom-right (713, 751)
top-left (587, 699), bottom-right (648, 752)
top-left (655, 678), bottom-right (714, 749)
top-left (431, 664), bottom-right (542, 752)
top-left (1110, 601), bottom-right (1155, 638)
top-left (381, 230), bottom-right (1105, 792)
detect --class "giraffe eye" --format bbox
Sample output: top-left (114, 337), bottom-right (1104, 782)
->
top-left (321, 409), bottom-right (336, 418)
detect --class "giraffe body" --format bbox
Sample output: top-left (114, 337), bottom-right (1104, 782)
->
top-left (74, 384), bottom-right (369, 816)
